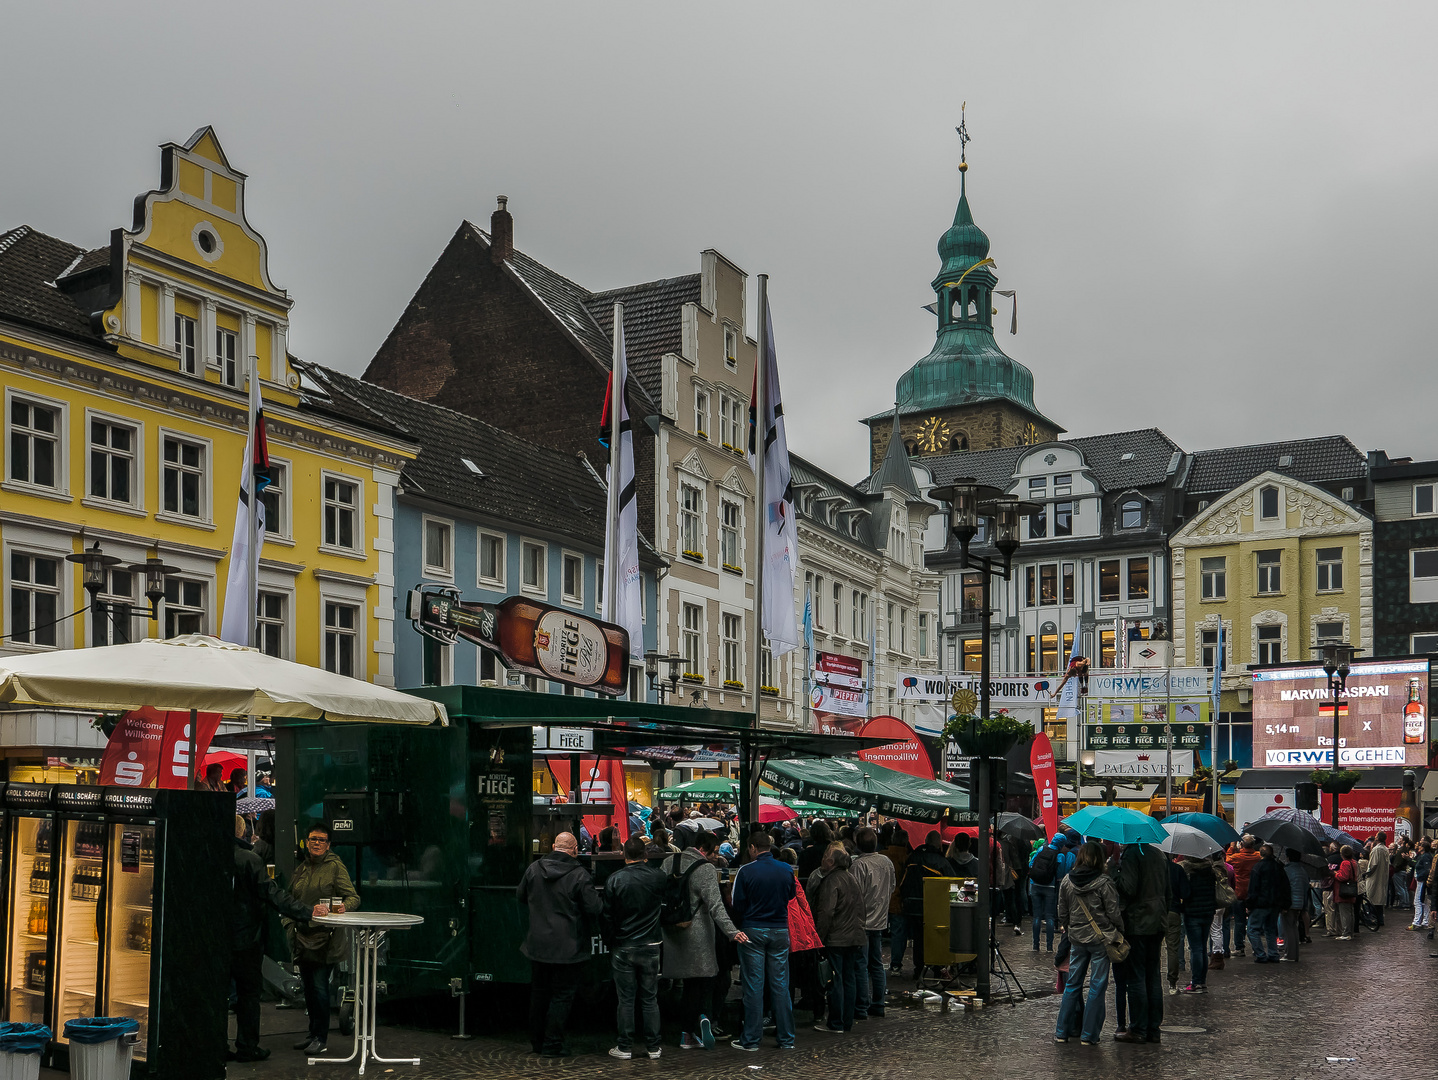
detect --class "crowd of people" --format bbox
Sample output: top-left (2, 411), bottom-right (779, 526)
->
top-left (514, 807), bottom-right (1433, 1058)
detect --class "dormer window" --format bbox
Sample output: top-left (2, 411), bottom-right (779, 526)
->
top-left (1053, 473), bottom-right (1072, 496)
top-left (1120, 498), bottom-right (1143, 530)
top-left (1259, 485), bottom-right (1280, 520)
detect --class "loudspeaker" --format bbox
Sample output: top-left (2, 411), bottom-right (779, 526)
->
top-left (1295, 782), bottom-right (1318, 812)
top-left (324, 790), bottom-right (372, 845)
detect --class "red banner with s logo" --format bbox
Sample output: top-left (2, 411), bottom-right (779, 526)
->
top-left (1030, 732), bottom-right (1059, 840)
top-left (99, 707), bottom-right (223, 789)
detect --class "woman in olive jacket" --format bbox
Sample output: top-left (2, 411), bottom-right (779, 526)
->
top-left (1055, 842), bottom-right (1124, 1045)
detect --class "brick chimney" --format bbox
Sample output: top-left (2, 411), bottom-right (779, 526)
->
top-left (490, 195), bottom-right (513, 264)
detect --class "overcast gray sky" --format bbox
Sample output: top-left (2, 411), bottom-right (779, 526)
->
top-left (4, 2), bottom-right (1435, 481)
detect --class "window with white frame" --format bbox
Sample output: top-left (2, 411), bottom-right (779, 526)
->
top-left (1201, 628), bottom-right (1226, 671)
top-left (1314, 621), bottom-right (1345, 651)
top-left (682, 603), bottom-right (703, 677)
top-left (1259, 485), bottom-right (1280, 521)
top-left (680, 484), bottom-right (703, 557)
top-left (720, 501), bottom-right (741, 570)
top-left (1315, 547), bottom-right (1343, 592)
top-left (562, 552), bottom-right (583, 605)
top-left (724, 326), bottom-right (738, 370)
top-left (161, 435), bottom-right (206, 520)
top-left (760, 642), bottom-right (774, 690)
top-left (217, 327), bottom-right (239, 388)
top-left (918, 612), bottom-right (929, 657)
top-left (730, 398), bottom-right (745, 451)
top-left (1053, 473), bottom-right (1072, 497)
top-left (323, 601), bottom-right (359, 677)
top-left (478, 531), bottom-right (505, 586)
top-left (1256, 549), bottom-right (1282, 594)
top-left (1119, 498), bottom-right (1143, 530)
top-left (521, 541), bottom-right (546, 592)
top-left (1200, 556), bottom-right (1226, 600)
top-left (813, 575), bottom-right (824, 628)
top-left (163, 577), bottom-right (206, 638)
top-left (695, 389), bottom-right (709, 439)
top-left (423, 517), bottom-right (453, 578)
top-left (256, 590), bottom-right (286, 658)
top-left (899, 607), bottom-right (909, 653)
top-left (1256, 624), bottom-right (1282, 666)
top-left (89, 418), bottom-right (137, 505)
top-left (1127, 557), bottom-right (1150, 600)
top-left (90, 568), bottom-right (137, 646)
top-left (174, 313), bottom-right (198, 376)
top-left (1411, 548), bottom-right (1438, 604)
top-left (832, 582), bottom-right (842, 635)
top-left (322, 476), bottom-right (359, 550)
top-left (852, 591), bottom-right (867, 639)
top-left (722, 613), bottom-right (742, 684)
top-left (718, 394), bottom-right (736, 448)
top-left (260, 461), bottom-right (286, 538)
top-left (1054, 502), bottom-right (1073, 537)
top-left (1411, 632), bottom-right (1438, 654)
top-left (9, 552), bottom-right (61, 647)
top-left (1414, 483), bottom-right (1435, 517)
top-left (9, 398), bottom-right (60, 489)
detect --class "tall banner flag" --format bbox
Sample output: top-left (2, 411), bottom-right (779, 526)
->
top-left (600, 304), bottom-right (643, 662)
top-left (748, 289), bottom-right (800, 655)
top-left (1030, 732), bottom-right (1060, 839)
top-left (220, 371), bottom-right (270, 646)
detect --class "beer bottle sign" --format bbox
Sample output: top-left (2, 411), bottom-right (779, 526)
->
top-left (1403, 677), bottom-right (1425, 746)
top-left (408, 586), bottom-right (630, 695)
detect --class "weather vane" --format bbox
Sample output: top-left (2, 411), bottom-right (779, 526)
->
top-left (955, 101), bottom-right (970, 171)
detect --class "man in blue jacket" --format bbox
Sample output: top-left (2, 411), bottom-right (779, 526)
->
top-left (729, 832), bottom-right (797, 1050)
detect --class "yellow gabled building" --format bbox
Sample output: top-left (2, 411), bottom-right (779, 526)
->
top-left (0, 127), bottom-right (414, 767)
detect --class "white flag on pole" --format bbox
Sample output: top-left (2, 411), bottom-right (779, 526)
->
top-left (601, 309), bottom-right (644, 660)
top-left (220, 375), bottom-right (269, 646)
top-left (748, 294), bottom-right (800, 656)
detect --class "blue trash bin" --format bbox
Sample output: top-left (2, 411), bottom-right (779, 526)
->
top-left (0, 1023), bottom-right (50, 1080)
top-left (62, 1018), bottom-right (139, 1080)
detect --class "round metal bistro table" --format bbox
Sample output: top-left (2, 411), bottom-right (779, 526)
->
top-left (308, 911), bottom-right (424, 1075)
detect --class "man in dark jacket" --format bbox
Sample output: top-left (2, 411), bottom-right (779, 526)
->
top-left (810, 847), bottom-right (866, 1032)
top-left (231, 817), bottom-right (322, 1062)
top-left (517, 831), bottom-right (603, 1057)
top-left (1164, 856), bottom-right (1191, 993)
top-left (603, 834), bottom-right (667, 1059)
top-left (900, 832), bottom-right (957, 976)
top-left (1245, 843), bottom-right (1286, 963)
top-left (1114, 841), bottom-right (1171, 1043)
top-left (730, 832), bottom-right (797, 1050)
top-left (798, 822), bottom-right (832, 881)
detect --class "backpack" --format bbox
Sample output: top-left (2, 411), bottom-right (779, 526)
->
top-left (660, 857), bottom-right (705, 928)
top-left (1029, 846), bottom-right (1058, 887)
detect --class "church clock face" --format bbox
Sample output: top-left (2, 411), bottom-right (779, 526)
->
top-left (917, 416), bottom-right (952, 453)
top-left (1017, 422), bottom-right (1041, 447)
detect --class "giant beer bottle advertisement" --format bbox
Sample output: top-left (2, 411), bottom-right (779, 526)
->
top-left (1252, 658), bottom-right (1430, 768)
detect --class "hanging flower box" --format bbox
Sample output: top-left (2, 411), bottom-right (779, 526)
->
top-left (723, 679), bottom-right (745, 690)
top-left (760, 685), bottom-right (780, 696)
top-left (682, 550), bottom-right (704, 562)
top-left (942, 713), bottom-right (1033, 758)
top-left (722, 562), bottom-right (743, 575)
top-left (1310, 768), bottom-right (1360, 794)
top-left (682, 672), bottom-right (704, 684)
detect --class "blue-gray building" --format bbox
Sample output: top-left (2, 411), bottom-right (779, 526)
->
top-left (299, 363), bottom-right (660, 697)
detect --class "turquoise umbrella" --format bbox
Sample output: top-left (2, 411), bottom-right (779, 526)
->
top-left (1165, 812), bottom-right (1240, 848)
top-left (1062, 805), bottom-right (1167, 846)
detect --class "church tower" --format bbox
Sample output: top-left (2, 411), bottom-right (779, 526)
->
top-left (866, 133), bottom-right (1062, 471)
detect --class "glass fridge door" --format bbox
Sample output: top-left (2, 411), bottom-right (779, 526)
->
top-left (5, 817), bottom-right (52, 1024)
top-left (102, 824), bottom-right (153, 1055)
top-left (53, 820), bottom-right (103, 1040)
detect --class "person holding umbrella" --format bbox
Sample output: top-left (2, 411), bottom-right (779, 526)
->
top-left (1245, 844), bottom-right (1286, 962)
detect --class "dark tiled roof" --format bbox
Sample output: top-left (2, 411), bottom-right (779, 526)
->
top-left (921, 427), bottom-right (1182, 492)
top-left (68, 247), bottom-right (111, 276)
top-left (299, 362), bottom-right (616, 549)
top-left (869, 413), bottom-right (923, 499)
top-left (587, 274), bottom-right (699, 403)
top-left (791, 453), bottom-right (879, 550)
top-left (0, 225), bottom-right (100, 340)
top-left (1186, 435), bottom-right (1366, 495)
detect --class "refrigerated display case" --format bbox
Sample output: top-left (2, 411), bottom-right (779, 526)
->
top-left (3, 784), bottom-right (56, 1027)
top-left (98, 787), bottom-right (230, 1080)
top-left (52, 787), bottom-right (106, 1045)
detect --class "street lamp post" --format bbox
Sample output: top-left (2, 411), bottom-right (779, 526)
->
top-left (67, 542), bottom-right (177, 641)
top-left (931, 481), bottom-right (1028, 1002)
top-left (1321, 642), bottom-right (1356, 827)
top-left (643, 651), bottom-right (685, 704)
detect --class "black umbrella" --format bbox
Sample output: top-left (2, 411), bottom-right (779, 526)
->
top-left (995, 813), bottom-right (1044, 843)
top-left (1247, 818), bottom-right (1324, 858)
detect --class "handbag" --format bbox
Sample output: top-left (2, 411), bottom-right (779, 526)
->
top-left (1214, 872), bottom-right (1237, 908)
top-left (1338, 861), bottom-right (1358, 900)
top-left (1073, 892), bottom-right (1130, 965)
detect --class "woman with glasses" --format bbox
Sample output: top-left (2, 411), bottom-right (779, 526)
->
top-left (284, 824), bottom-right (360, 1054)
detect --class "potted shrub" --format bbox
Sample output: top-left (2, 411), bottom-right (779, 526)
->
top-left (943, 712), bottom-right (1034, 758)
top-left (1309, 768), bottom-right (1360, 794)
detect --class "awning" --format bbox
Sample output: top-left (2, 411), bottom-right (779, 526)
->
top-left (762, 756), bottom-right (975, 824)
top-left (0, 635), bottom-right (447, 726)
top-left (657, 776), bottom-right (744, 800)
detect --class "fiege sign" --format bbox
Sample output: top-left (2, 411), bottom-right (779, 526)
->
top-left (1252, 658), bottom-right (1430, 769)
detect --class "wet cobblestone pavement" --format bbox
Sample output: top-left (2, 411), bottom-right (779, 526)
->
top-left (47, 919), bottom-right (1435, 1079)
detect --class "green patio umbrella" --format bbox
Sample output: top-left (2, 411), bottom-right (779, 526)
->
top-left (761, 757), bottom-right (971, 824)
top-left (656, 776), bottom-right (741, 800)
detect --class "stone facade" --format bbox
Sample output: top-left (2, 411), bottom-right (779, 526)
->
top-left (869, 404), bottom-right (1061, 472)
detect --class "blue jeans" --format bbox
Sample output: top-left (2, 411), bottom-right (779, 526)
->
top-left (1246, 906), bottom-right (1280, 960)
top-left (888, 913), bottom-right (909, 971)
top-left (1030, 884), bottom-right (1057, 949)
top-left (1182, 916), bottom-right (1210, 987)
top-left (824, 945), bottom-right (862, 1031)
top-left (1055, 939), bottom-right (1110, 1042)
top-left (611, 943), bottom-right (661, 1053)
top-left (738, 928), bottom-right (794, 1049)
top-left (855, 929), bottom-right (886, 1016)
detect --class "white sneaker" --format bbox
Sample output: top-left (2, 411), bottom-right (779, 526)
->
top-left (609, 1047), bottom-right (632, 1059)
top-left (647, 1048), bottom-right (662, 1059)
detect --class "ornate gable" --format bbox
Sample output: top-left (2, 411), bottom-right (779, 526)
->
top-left (1176, 470), bottom-right (1366, 543)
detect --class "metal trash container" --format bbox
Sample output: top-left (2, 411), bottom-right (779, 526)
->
top-left (0, 1023), bottom-right (50, 1080)
top-left (62, 1018), bottom-right (139, 1080)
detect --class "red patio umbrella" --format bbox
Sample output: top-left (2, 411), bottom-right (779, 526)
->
top-left (758, 798), bottom-right (798, 824)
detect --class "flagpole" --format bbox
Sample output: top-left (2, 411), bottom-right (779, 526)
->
top-left (745, 275), bottom-right (769, 826)
top-left (246, 356), bottom-right (261, 798)
top-left (607, 303), bottom-right (625, 698)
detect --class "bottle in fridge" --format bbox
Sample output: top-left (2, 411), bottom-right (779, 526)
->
top-left (3, 783), bottom-right (57, 1027)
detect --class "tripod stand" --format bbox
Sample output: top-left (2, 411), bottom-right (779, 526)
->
top-left (987, 927), bottom-right (1027, 1003)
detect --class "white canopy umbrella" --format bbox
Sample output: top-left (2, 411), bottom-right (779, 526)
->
top-left (0, 635), bottom-right (447, 726)
top-left (1159, 821), bottom-right (1222, 859)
